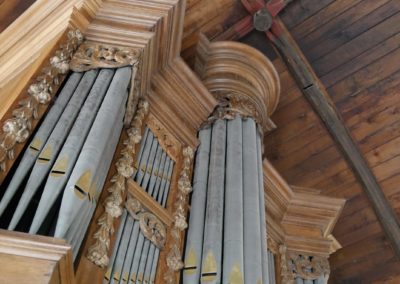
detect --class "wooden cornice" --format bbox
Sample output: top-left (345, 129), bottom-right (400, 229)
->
top-left (0, 229), bottom-right (74, 284)
top-left (70, 0), bottom-right (218, 148)
top-left (194, 33), bottom-right (281, 132)
top-left (263, 159), bottom-right (345, 257)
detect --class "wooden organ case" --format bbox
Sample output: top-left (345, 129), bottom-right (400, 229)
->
top-left (0, 1), bottom-right (345, 283)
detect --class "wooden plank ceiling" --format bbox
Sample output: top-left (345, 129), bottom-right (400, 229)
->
top-left (2, 0), bottom-right (400, 283)
top-left (277, 1), bottom-right (400, 282)
top-left (183, 0), bottom-right (400, 283)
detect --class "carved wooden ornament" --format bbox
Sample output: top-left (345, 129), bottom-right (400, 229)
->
top-left (164, 146), bottom-right (195, 284)
top-left (87, 99), bottom-right (149, 268)
top-left (125, 196), bottom-right (167, 249)
top-left (70, 41), bottom-right (143, 127)
top-left (0, 30), bottom-right (83, 173)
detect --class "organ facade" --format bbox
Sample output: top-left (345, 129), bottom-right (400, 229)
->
top-left (0, 1), bottom-right (344, 283)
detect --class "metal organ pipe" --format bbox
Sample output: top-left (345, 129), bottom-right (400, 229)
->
top-left (257, 129), bottom-right (269, 284)
top-left (55, 66), bottom-right (131, 239)
top-left (29, 69), bottom-right (115, 234)
top-left (183, 116), bottom-right (270, 284)
top-left (201, 119), bottom-right (226, 284)
top-left (242, 118), bottom-right (263, 284)
top-left (7, 70), bottom-right (98, 230)
top-left (223, 116), bottom-right (244, 284)
top-left (102, 128), bottom-right (175, 284)
top-left (183, 127), bottom-right (211, 283)
top-left (0, 72), bottom-right (83, 217)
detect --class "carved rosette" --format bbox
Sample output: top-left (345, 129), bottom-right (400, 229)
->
top-left (280, 245), bottom-right (330, 283)
top-left (0, 29), bottom-right (83, 172)
top-left (164, 147), bottom-right (195, 284)
top-left (125, 196), bottom-right (166, 248)
top-left (87, 99), bottom-right (149, 268)
top-left (69, 42), bottom-right (143, 127)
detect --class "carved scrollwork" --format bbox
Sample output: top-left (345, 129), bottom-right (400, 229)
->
top-left (87, 100), bottom-right (149, 268)
top-left (125, 196), bottom-right (167, 248)
top-left (164, 146), bottom-right (195, 284)
top-left (69, 42), bottom-right (141, 71)
top-left (0, 29), bottom-right (83, 173)
top-left (280, 245), bottom-right (330, 282)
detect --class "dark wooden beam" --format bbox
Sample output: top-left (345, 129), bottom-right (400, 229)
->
top-left (269, 18), bottom-right (400, 259)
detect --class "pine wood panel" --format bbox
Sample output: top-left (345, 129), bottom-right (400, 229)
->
top-left (270, 0), bottom-right (400, 282)
top-left (0, 0), bottom-right (36, 32)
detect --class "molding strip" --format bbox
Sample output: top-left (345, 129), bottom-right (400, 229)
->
top-left (164, 146), bottom-right (195, 284)
top-left (86, 99), bottom-right (149, 268)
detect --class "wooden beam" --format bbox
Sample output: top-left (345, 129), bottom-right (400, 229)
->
top-left (269, 18), bottom-right (400, 259)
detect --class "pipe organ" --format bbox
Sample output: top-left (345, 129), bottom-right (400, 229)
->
top-left (0, 1), bottom-right (345, 283)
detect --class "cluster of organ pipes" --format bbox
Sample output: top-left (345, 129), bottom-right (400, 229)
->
top-left (104, 127), bottom-right (174, 284)
top-left (0, 67), bottom-right (131, 259)
top-left (183, 116), bottom-right (270, 284)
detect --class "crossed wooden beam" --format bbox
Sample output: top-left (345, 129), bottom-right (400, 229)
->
top-left (217, 0), bottom-right (400, 259)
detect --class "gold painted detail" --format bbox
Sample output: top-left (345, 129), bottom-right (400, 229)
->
top-left (69, 42), bottom-right (143, 127)
top-left (183, 248), bottom-right (197, 275)
top-left (201, 251), bottom-right (218, 282)
top-left (280, 245), bottom-right (330, 283)
top-left (86, 99), bottom-right (149, 268)
top-left (146, 114), bottom-right (181, 162)
top-left (164, 146), bottom-right (195, 284)
top-left (229, 264), bottom-right (244, 284)
top-left (125, 195), bottom-right (166, 248)
top-left (0, 29), bottom-right (83, 172)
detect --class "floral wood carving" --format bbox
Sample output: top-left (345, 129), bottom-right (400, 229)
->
top-left (87, 99), bottom-right (149, 268)
top-left (69, 41), bottom-right (142, 127)
top-left (204, 93), bottom-right (276, 135)
top-left (0, 30), bottom-right (83, 173)
top-left (164, 146), bottom-right (195, 284)
top-left (280, 245), bottom-right (330, 282)
top-left (146, 114), bottom-right (181, 162)
top-left (69, 42), bottom-right (141, 71)
top-left (125, 196), bottom-right (166, 248)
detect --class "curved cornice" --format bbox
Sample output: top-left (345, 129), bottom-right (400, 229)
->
top-left (195, 33), bottom-right (280, 131)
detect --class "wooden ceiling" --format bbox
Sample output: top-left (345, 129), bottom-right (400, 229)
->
top-left (2, 0), bottom-right (400, 282)
top-left (182, 0), bottom-right (400, 282)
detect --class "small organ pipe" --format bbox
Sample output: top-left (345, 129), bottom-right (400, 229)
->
top-left (120, 220), bottom-right (140, 284)
top-left (55, 67), bottom-right (131, 239)
top-left (110, 216), bottom-right (135, 284)
top-left (147, 144), bottom-right (163, 196)
top-left (135, 132), bottom-right (154, 185)
top-left (104, 210), bottom-right (128, 284)
top-left (161, 159), bottom-right (174, 207)
top-left (223, 116), bottom-right (244, 284)
top-left (29, 69), bottom-right (114, 234)
top-left (7, 70), bottom-right (98, 230)
top-left (183, 127), bottom-right (211, 283)
top-left (200, 119), bottom-right (226, 284)
top-left (0, 73), bottom-right (82, 217)
top-left (242, 118), bottom-right (263, 284)
top-left (128, 232), bottom-right (145, 283)
top-left (141, 139), bottom-right (159, 190)
top-left (154, 157), bottom-right (171, 205)
top-left (132, 127), bottom-right (149, 178)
